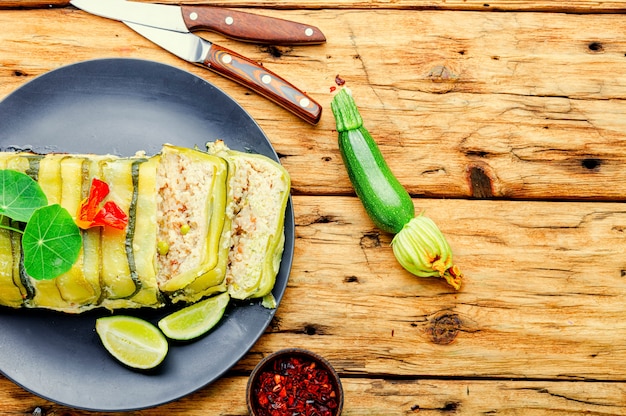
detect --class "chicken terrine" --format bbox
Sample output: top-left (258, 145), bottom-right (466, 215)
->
top-left (0, 142), bottom-right (290, 312)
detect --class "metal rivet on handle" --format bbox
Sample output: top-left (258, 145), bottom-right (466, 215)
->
top-left (305, 28), bottom-right (314, 37)
top-left (225, 16), bottom-right (234, 25)
top-left (299, 98), bottom-right (310, 107)
top-left (261, 75), bottom-right (272, 84)
top-left (222, 54), bottom-right (233, 64)
top-left (189, 12), bottom-right (198, 21)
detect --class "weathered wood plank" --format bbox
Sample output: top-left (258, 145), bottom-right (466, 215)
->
top-left (2, 375), bottom-right (625, 415)
top-left (0, 0), bottom-right (67, 7)
top-left (4, 0), bottom-right (626, 13)
top-left (3, 9), bottom-right (626, 200)
top-left (271, 10), bottom-right (626, 200)
top-left (2, 2), bottom-right (626, 416)
top-left (0, 195), bottom-right (623, 411)
top-left (231, 195), bottom-right (626, 381)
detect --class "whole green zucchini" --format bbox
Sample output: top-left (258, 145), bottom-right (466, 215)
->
top-left (331, 89), bottom-right (414, 234)
top-left (331, 88), bottom-right (463, 290)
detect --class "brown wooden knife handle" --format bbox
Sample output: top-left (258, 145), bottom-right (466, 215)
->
top-left (202, 43), bottom-right (322, 124)
top-left (181, 6), bottom-right (326, 45)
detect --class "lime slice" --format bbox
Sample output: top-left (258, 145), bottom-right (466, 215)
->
top-left (158, 292), bottom-right (230, 341)
top-left (95, 315), bottom-right (168, 369)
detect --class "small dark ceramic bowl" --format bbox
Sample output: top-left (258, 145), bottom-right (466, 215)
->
top-left (246, 348), bottom-right (343, 416)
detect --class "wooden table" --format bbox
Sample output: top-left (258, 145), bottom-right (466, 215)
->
top-left (2, 0), bottom-right (626, 414)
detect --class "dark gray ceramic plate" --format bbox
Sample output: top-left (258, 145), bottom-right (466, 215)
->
top-left (0, 58), bottom-right (293, 411)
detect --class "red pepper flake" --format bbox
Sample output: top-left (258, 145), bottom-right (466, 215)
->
top-left (76, 178), bottom-right (128, 230)
top-left (335, 75), bottom-right (346, 86)
top-left (330, 86), bottom-right (337, 93)
top-left (253, 355), bottom-right (340, 416)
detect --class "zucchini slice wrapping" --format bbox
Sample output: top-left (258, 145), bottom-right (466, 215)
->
top-left (0, 142), bottom-right (290, 312)
top-left (206, 141), bottom-right (290, 301)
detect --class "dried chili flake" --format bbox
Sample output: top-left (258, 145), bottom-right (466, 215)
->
top-left (334, 75), bottom-right (346, 86)
top-left (253, 356), bottom-right (340, 416)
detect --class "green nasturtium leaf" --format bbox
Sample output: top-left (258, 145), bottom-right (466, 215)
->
top-left (0, 169), bottom-right (48, 223)
top-left (22, 204), bottom-right (82, 280)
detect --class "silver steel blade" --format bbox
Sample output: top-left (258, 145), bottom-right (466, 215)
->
top-left (124, 22), bottom-right (211, 64)
top-left (71, 0), bottom-right (188, 33)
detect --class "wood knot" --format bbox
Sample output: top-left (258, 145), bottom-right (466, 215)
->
top-left (304, 324), bottom-right (318, 335)
top-left (588, 42), bottom-right (604, 53)
top-left (427, 312), bottom-right (461, 345)
top-left (468, 165), bottom-right (494, 198)
top-left (427, 65), bottom-right (457, 83)
top-left (260, 45), bottom-right (292, 58)
top-left (425, 65), bottom-right (459, 93)
top-left (360, 231), bottom-right (381, 249)
top-left (269, 316), bottom-right (282, 331)
top-left (581, 158), bottom-right (601, 170)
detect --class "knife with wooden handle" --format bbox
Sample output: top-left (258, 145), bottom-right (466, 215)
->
top-left (125, 22), bottom-right (322, 125)
top-left (181, 6), bottom-right (326, 45)
top-left (71, 0), bottom-right (326, 45)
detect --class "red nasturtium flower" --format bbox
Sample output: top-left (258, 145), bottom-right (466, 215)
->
top-left (76, 178), bottom-right (128, 230)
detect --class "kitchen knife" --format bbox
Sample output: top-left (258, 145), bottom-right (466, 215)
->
top-left (70, 0), bottom-right (326, 45)
top-left (124, 22), bottom-right (322, 124)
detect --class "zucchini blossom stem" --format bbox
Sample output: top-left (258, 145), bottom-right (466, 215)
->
top-left (331, 88), bottom-right (363, 132)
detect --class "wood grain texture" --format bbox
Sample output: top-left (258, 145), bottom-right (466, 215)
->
top-left (244, 196), bottom-right (626, 380)
top-left (2, 2), bottom-right (626, 415)
top-left (4, 9), bottom-right (626, 200)
top-left (0, 0), bottom-right (68, 8)
top-left (2, 195), bottom-right (626, 413)
top-left (5, 0), bottom-right (626, 13)
top-left (2, 376), bottom-right (625, 415)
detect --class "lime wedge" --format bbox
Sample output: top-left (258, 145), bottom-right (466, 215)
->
top-left (158, 292), bottom-right (230, 341)
top-left (95, 315), bottom-right (168, 369)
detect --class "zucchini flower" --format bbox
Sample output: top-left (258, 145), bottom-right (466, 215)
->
top-left (391, 214), bottom-right (463, 290)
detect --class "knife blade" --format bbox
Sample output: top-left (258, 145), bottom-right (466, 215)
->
top-left (70, 0), bottom-right (326, 45)
top-left (124, 22), bottom-right (322, 124)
